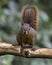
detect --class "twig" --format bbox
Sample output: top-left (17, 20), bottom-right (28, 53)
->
top-left (0, 42), bottom-right (52, 58)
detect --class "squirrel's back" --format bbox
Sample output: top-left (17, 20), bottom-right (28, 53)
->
top-left (21, 5), bottom-right (39, 31)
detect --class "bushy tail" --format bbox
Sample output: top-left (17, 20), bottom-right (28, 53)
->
top-left (21, 5), bottom-right (39, 31)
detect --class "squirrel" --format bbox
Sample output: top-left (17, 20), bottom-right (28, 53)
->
top-left (16, 5), bottom-right (39, 48)
top-left (17, 23), bottom-right (36, 48)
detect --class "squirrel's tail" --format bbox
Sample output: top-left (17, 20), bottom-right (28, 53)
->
top-left (21, 5), bottom-right (39, 31)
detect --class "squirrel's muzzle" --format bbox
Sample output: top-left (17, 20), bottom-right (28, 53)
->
top-left (23, 31), bottom-right (28, 35)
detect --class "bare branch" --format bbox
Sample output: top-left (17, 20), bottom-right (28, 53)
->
top-left (0, 42), bottom-right (52, 58)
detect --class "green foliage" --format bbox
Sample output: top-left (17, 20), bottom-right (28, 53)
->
top-left (0, 0), bottom-right (10, 6)
top-left (0, 9), bottom-right (3, 18)
top-left (0, 0), bottom-right (52, 65)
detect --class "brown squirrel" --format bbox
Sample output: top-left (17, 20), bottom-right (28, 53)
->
top-left (16, 5), bottom-right (39, 48)
top-left (17, 23), bottom-right (36, 48)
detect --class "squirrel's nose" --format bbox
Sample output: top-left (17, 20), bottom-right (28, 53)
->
top-left (23, 31), bottom-right (28, 35)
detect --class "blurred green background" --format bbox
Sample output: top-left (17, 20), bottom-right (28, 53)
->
top-left (0, 0), bottom-right (52, 65)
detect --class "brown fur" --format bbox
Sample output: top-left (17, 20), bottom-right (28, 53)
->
top-left (16, 24), bottom-right (36, 48)
top-left (21, 5), bottom-right (39, 31)
top-left (16, 5), bottom-right (39, 48)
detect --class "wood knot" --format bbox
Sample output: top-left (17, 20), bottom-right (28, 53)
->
top-left (23, 48), bottom-right (31, 57)
top-left (24, 50), bottom-right (29, 57)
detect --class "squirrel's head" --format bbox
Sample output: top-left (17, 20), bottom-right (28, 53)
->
top-left (22, 23), bottom-right (30, 35)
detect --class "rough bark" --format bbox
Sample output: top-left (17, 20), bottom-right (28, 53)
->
top-left (0, 42), bottom-right (52, 58)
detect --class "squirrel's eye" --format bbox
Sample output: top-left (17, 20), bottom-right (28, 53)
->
top-left (29, 28), bottom-right (30, 30)
top-left (22, 23), bottom-right (24, 25)
top-left (22, 23), bottom-right (23, 25)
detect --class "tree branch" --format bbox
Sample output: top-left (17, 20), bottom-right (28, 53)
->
top-left (0, 42), bottom-right (52, 58)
